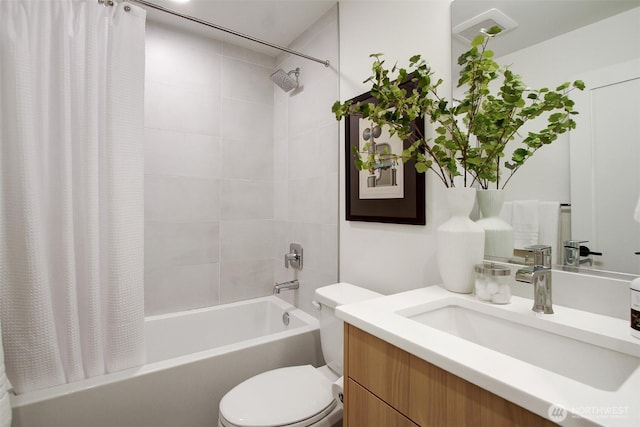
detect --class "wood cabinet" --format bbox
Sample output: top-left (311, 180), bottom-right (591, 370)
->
top-left (347, 379), bottom-right (418, 427)
top-left (343, 324), bottom-right (556, 427)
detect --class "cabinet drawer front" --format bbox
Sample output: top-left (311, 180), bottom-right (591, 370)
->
top-left (408, 355), bottom-right (555, 427)
top-left (347, 379), bottom-right (418, 427)
top-left (346, 325), bottom-right (410, 414)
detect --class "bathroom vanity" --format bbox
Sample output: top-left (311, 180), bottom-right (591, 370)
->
top-left (336, 285), bottom-right (640, 427)
top-left (343, 324), bottom-right (552, 426)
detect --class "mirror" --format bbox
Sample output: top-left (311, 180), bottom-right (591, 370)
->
top-left (451, 0), bottom-right (640, 275)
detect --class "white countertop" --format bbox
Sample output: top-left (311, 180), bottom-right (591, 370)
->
top-left (336, 285), bottom-right (640, 427)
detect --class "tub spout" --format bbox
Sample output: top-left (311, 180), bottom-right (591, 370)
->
top-left (274, 280), bottom-right (299, 294)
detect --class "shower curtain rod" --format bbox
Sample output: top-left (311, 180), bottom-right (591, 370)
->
top-left (125, 0), bottom-right (330, 67)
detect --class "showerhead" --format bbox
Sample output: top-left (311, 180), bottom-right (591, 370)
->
top-left (270, 67), bottom-right (300, 92)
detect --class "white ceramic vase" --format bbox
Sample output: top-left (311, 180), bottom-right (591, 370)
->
top-left (436, 187), bottom-right (485, 293)
top-left (476, 189), bottom-right (514, 259)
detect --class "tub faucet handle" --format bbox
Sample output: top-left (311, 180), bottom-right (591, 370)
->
top-left (284, 243), bottom-right (303, 270)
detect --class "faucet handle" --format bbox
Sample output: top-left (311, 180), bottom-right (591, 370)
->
top-left (284, 243), bottom-right (303, 270)
top-left (523, 245), bottom-right (552, 268)
top-left (579, 245), bottom-right (602, 257)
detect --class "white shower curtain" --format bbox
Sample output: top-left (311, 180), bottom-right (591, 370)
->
top-left (0, 0), bottom-right (146, 394)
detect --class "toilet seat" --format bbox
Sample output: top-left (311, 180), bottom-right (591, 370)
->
top-left (219, 365), bottom-right (337, 427)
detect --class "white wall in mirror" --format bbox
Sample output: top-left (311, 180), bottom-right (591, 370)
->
top-left (571, 59), bottom-right (640, 275)
top-left (495, 7), bottom-right (640, 274)
top-left (494, 7), bottom-right (639, 201)
top-left (453, 3), bottom-right (640, 275)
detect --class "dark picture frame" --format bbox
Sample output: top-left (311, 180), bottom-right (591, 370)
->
top-left (344, 82), bottom-right (426, 225)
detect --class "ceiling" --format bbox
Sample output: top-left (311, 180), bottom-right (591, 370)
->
top-left (136, 0), bottom-right (337, 56)
top-left (135, 0), bottom-right (639, 60)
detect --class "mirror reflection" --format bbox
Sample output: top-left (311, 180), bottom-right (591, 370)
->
top-left (451, 0), bottom-right (640, 275)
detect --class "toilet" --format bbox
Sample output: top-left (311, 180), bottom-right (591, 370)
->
top-left (218, 283), bottom-right (381, 427)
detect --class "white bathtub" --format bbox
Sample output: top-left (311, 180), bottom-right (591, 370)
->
top-left (10, 296), bottom-right (322, 427)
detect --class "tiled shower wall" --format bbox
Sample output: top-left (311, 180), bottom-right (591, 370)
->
top-left (143, 6), bottom-right (339, 316)
top-left (144, 21), bottom-right (276, 315)
top-left (273, 6), bottom-right (340, 315)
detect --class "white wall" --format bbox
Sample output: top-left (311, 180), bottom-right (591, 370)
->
top-left (338, 0), bottom-right (454, 294)
top-left (144, 22), bottom-right (277, 315)
top-left (273, 7), bottom-right (340, 315)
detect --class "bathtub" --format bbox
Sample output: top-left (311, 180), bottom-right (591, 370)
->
top-left (9, 296), bottom-right (322, 427)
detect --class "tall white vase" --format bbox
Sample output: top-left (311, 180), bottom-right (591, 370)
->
top-left (436, 187), bottom-right (485, 293)
top-left (476, 189), bottom-right (514, 259)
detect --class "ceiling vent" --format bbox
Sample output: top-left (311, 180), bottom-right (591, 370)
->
top-left (453, 8), bottom-right (518, 43)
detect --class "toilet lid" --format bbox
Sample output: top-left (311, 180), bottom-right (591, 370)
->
top-left (219, 365), bottom-right (336, 427)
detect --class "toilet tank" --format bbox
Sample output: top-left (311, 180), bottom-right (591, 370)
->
top-left (313, 283), bottom-right (382, 375)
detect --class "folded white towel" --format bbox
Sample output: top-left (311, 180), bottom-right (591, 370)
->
top-left (538, 201), bottom-right (561, 264)
top-left (635, 193), bottom-right (640, 223)
top-left (513, 200), bottom-right (539, 249)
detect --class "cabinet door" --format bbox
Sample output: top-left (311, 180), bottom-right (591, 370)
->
top-left (346, 325), bottom-right (410, 414)
top-left (347, 379), bottom-right (418, 427)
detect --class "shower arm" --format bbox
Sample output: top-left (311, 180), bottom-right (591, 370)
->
top-left (123, 0), bottom-right (330, 67)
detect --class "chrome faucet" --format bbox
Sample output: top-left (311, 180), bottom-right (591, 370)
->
top-left (273, 279), bottom-right (299, 294)
top-left (563, 240), bottom-right (602, 267)
top-left (515, 245), bottom-right (554, 314)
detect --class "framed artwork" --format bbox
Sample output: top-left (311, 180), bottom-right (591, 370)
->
top-left (344, 83), bottom-right (426, 225)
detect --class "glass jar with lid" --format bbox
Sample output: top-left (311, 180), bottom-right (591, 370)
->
top-left (474, 262), bottom-right (512, 304)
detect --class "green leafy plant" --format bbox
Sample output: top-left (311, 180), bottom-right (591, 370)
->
top-left (332, 27), bottom-right (585, 188)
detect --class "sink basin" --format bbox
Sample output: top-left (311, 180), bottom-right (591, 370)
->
top-left (404, 302), bottom-right (640, 392)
